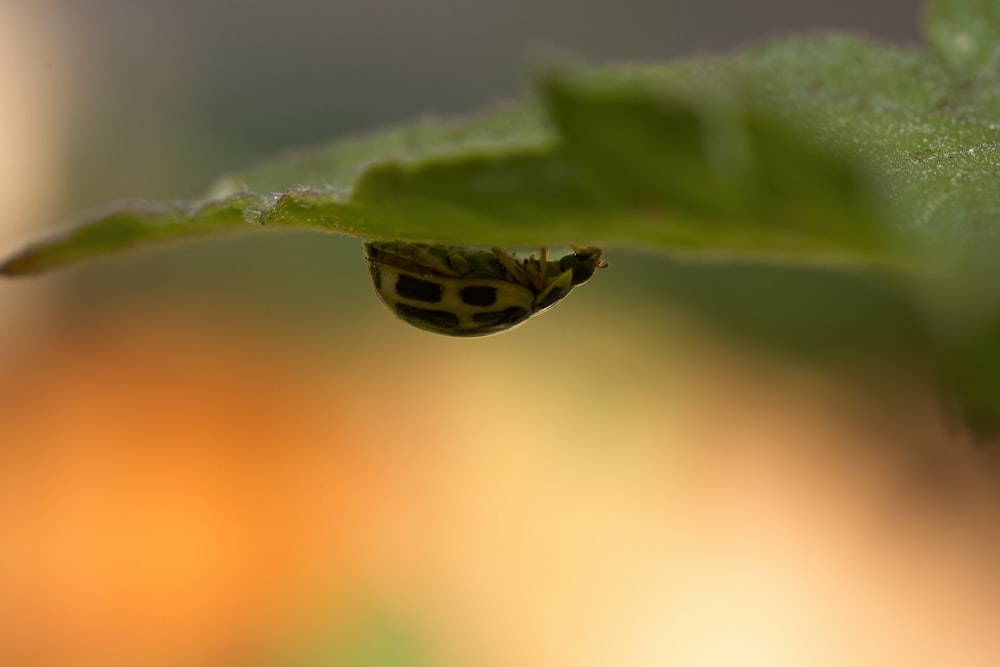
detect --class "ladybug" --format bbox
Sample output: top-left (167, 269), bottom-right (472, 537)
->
top-left (364, 241), bottom-right (606, 337)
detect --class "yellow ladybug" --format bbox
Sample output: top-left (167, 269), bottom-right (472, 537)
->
top-left (364, 242), bottom-right (607, 337)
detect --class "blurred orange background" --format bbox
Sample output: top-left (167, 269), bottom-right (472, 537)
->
top-left (3, 1), bottom-right (1000, 666)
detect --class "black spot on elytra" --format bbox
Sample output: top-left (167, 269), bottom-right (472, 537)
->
top-left (473, 306), bottom-right (529, 327)
top-left (396, 274), bottom-right (443, 302)
top-left (460, 285), bottom-right (498, 306)
top-left (395, 303), bottom-right (460, 329)
top-left (370, 264), bottom-right (381, 289)
top-left (538, 286), bottom-right (565, 309)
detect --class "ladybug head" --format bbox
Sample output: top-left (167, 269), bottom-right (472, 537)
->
top-left (559, 247), bottom-right (606, 285)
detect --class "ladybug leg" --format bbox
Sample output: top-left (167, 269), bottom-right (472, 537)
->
top-left (522, 247), bottom-right (548, 292)
top-left (533, 266), bottom-right (576, 311)
top-left (492, 248), bottom-right (530, 287)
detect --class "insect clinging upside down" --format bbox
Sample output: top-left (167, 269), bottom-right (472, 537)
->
top-left (364, 242), bottom-right (607, 337)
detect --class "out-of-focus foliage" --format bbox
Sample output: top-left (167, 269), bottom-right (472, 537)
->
top-left (924, 0), bottom-right (1000, 78)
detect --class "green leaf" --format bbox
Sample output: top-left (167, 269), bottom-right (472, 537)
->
top-left (10, 32), bottom-right (994, 276)
top-left (346, 65), bottom-right (895, 257)
top-left (925, 0), bottom-right (1000, 79)
top-left (2, 193), bottom-right (268, 275)
top-left (3, 38), bottom-right (905, 274)
top-left (0, 105), bottom-right (555, 276)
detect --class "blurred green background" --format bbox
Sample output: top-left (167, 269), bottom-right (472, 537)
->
top-left (6, 2), bottom-right (1000, 667)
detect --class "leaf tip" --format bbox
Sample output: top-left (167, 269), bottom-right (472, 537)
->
top-left (0, 247), bottom-right (46, 277)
